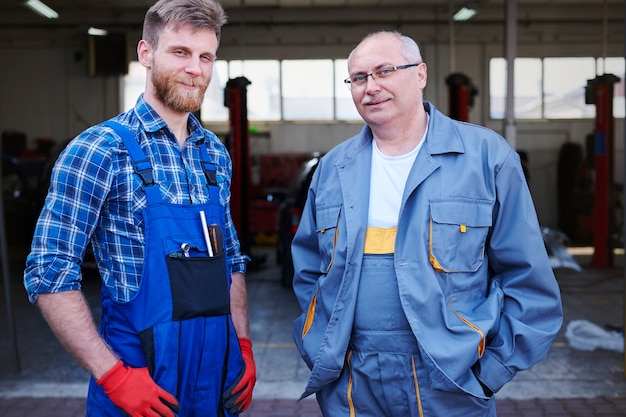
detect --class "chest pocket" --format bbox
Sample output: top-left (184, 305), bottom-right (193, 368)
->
top-left (429, 199), bottom-right (492, 273)
top-left (316, 204), bottom-right (342, 273)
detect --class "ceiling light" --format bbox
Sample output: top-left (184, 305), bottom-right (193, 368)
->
top-left (88, 27), bottom-right (108, 36)
top-left (453, 6), bottom-right (478, 22)
top-left (24, 0), bottom-right (59, 19)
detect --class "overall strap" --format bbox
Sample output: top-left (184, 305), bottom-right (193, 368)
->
top-left (200, 142), bottom-right (220, 202)
top-left (102, 120), bottom-right (163, 204)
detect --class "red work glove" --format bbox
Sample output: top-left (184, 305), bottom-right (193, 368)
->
top-left (223, 338), bottom-right (256, 414)
top-left (97, 360), bottom-right (179, 417)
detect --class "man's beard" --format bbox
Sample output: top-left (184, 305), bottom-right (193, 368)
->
top-left (152, 62), bottom-right (209, 113)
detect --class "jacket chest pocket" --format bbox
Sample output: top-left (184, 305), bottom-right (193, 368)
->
top-left (429, 199), bottom-right (492, 273)
top-left (316, 204), bottom-right (342, 273)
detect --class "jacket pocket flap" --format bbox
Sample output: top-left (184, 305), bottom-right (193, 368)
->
top-left (315, 204), bottom-right (342, 233)
top-left (430, 200), bottom-right (492, 228)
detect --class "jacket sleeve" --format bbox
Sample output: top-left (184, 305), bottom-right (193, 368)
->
top-left (291, 167), bottom-right (323, 314)
top-left (475, 149), bottom-right (563, 393)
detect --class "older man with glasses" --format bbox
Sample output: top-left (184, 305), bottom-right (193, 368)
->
top-left (291, 30), bottom-right (562, 417)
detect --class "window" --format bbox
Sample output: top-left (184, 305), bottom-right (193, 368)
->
top-left (123, 61), bottom-right (146, 112)
top-left (489, 57), bottom-right (624, 120)
top-left (227, 60), bottom-right (281, 121)
top-left (490, 58), bottom-right (542, 119)
top-left (123, 58), bottom-right (362, 122)
top-left (201, 60), bottom-right (229, 122)
top-left (335, 59), bottom-right (362, 120)
top-left (281, 60), bottom-right (334, 120)
top-left (543, 58), bottom-right (595, 119)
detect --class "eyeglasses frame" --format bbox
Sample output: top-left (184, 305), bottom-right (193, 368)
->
top-left (344, 63), bottom-right (421, 89)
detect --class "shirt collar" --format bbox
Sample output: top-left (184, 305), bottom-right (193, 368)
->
top-left (132, 94), bottom-right (207, 145)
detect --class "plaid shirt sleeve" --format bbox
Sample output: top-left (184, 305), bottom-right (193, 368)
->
top-left (24, 127), bottom-right (121, 303)
top-left (204, 132), bottom-right (250, 275)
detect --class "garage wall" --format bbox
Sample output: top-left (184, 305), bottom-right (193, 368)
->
top-left (0, 43), bottom-right (120, 145)
top-left (0, 13), bottom-right (623, 230)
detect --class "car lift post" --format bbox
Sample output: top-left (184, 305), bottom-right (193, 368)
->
top-left (445, 72), bottom-right (478, 122)
top-left (586, 73), bottom-right (620, 268)
top-left (225, 76), bottom-right (252, 255)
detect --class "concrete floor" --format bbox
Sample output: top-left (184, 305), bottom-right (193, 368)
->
top-left (1, 245), bottom-right (625, 402)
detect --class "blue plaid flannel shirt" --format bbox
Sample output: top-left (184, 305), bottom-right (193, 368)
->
top-left (24, 95), bottom-right (249, 303)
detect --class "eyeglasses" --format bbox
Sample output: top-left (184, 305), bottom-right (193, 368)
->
top-left (344, 63), bottom-right (420, 90)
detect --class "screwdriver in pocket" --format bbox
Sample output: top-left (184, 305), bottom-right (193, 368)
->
top-left (208, 225), bottom-right (219, 256)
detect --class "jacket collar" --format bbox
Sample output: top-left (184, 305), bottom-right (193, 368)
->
top-left (336, 101), bottom-right (466, 210)
top-left (341, 101), bottom-right (465, 162)
top-left (422, 101), bottom-right (465, 156)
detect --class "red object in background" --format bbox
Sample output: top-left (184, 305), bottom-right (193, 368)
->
top-left (248, 199), bottom-right (280, 235)
top-left (445, 72), bottom-right (478, 122)
top-left (225, 77), bottom-right (252, 253)
top-left (587, 74), bottom-right (620, 268)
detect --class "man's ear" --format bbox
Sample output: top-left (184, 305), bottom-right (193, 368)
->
top-left (137, 40), bottom-right (152, 68)
top-left (417, 63), bottom-right (428, 88)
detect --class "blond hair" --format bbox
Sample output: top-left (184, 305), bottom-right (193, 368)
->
top-left (142, 0), bottom-right (227, 48)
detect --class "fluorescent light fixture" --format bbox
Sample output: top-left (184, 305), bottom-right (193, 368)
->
top-left (88, 27), bottom-right (108, 36)
top-left (24, 0), bottom-right (59, 19)
top-left (453, 6), bottom-right (478, 22)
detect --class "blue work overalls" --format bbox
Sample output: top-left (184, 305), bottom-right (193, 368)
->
top-left (316, 254), bottom-right (497, 417)
top-left (85, 121), bottom-right (243, 417)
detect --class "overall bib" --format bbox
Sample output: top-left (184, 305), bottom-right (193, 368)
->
top-left (316, 254), bottom-right (496, 417)
top-left (86, 121), bottom-right (243, 417)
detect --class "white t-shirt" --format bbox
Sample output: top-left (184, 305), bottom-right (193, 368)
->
top-left (367, 127), bottom-right (428, 229)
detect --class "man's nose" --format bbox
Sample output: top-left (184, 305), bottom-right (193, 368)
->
top-left (185, 57), bottom-right (202, 75)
